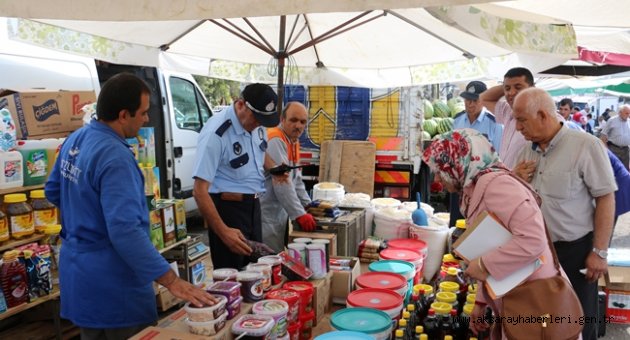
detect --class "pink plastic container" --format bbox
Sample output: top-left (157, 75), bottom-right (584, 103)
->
top-left (207, 281), bottom-right (241, 304)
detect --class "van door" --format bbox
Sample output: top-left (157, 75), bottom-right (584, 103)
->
top-left (165, 74), bottom-right (212, 212)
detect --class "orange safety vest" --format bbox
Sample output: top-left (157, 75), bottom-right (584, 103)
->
top-left (267, 127), bottom-right (300, 163)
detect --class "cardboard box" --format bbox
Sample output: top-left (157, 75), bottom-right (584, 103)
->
top-left (174, 199), bottom-right (187, 240)
top-left (330, 256), bottom-right (361, 305)
top-left (149, 209), bottom-right (164, 250)
top-left (156, 286), bottom-right (182, 312)
top-left (159, 203), bottom-right (177, 247)
top-left (289, 231), bottom-right (337, 256)
top-left (310, 271), bottom-right (332, 326)
top-left (131, 303), bottom-right (253, 340)
top-left (0, 89), bottom-right (96, 138)
top-left (605, 265), bottom-right (630, 324)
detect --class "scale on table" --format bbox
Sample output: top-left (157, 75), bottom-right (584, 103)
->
top-left (188, 239), bottom-right (209, 262)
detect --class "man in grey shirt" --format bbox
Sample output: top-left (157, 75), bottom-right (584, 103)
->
top-left (513, 88), bottom-right (616, 340)
top-left (600, 104), bottom-right (630, 170)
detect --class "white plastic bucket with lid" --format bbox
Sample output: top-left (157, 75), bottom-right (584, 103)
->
top-left (373, 207), bottom-right (412, 240)
top-left (409, 223), bottom-right (449, 282)
top-left (184, 295), bottom-right (227, 322)
top-left (312, 182), bottom-right (344, 203)
top-left (0, 150), bottom-right (23, 189)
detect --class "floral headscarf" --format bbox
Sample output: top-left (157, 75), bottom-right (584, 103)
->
top-left (422, 129), bottom-right (509, 212)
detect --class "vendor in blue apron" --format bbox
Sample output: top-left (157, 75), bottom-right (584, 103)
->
top-left (193, 83), bottom-right (279, 269)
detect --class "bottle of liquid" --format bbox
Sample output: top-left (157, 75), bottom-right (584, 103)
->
top-left (444, 336), bottom-right (453, 340)
top-left (477, 307), bottom-right (493, 340)
top-left (416, 287), bottom-right (429, 322)
top-left (395, 329), bottom-right (406, 340)
top-left (450, 219), bottom-right (466, 255)
top-left (413, 325), bottom-right (424, 340)
top-left (422, 308), bottom-right (440, 340)
top-left (407, 303), bottom-right (417, 330)
top-left (0, 250), bottom-right (28, 308)
top-left (443, 267), bottom-right (467, 311)
top-left (398, 318), bottom-right (409, 340)
top-left (439, 312), bottom-right (454, 340)
top-left (456, 304), bottom-right (473, 340)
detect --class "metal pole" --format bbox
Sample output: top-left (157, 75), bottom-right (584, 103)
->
top-left (277, 15), bottom-right (286, 116)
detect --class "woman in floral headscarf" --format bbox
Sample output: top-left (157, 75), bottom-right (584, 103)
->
top-left (423, 129), bottom-right (571, 340)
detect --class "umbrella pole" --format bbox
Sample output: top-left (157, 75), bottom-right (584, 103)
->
top-left (276, 15), bottom-right (287, 116)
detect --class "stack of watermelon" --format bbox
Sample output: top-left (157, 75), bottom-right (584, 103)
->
top-left (421, 99), bottom-right (456, 140)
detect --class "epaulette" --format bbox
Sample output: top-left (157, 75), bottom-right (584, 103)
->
top-left (453, 110), bottom-right (466, 119)
top-left (215, 119), bottom-right (232, 137)
top-left (485, 111), bottom-right (496, 122)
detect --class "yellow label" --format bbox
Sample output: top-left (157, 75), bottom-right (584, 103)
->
top-left (0, 217), bottom-right (8, 241)
top-left (10, 213), bottom-right (34, 237)
top-left (34, 208), bottom-right (58, 231)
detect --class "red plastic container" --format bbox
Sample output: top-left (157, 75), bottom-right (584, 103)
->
top-left (287, 321), bottom-right (301, 340)
top-left (265, 288), bottom-right (301, 323)
top-left (387, 238), bottom-right (428, 258)
top-left (298, 310), bottom-right (315, 340)
top-left (355, 272), bottom-right (408, 299)
top-left (283, 281), bottom-right (314, 314)
top-left (346, 288), bottom-right (404, 322)
top-left (379, 248), bottom-right (423, 284)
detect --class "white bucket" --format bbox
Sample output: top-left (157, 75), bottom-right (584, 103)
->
top-left (409, 223), bottom-right (449, 282)
top-left (373, 207), bottom-right (412, 240)
top-left (312, 182), bottom-right (344, 203)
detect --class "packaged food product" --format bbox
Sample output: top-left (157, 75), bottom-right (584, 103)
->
top-left (213, 268), bottom-right (238, 281)
top-left (4, 193), bottom-right (34, 239)
top-left (29, 190), bottom-right (58, 233)
top-left (185, 310), bottom-right (227, 336)
top-left (207, 281), bottom-right (241, 304)
top-left (237, 271), bottom-right (264, 303)
top-left (253, 299), bottom-right (289, 338)
top-left (231, 314), bottom-right (276, 339)
top-left (226, 296), bottom-right (243, 320)
top-left (184, 294), bottom-right (227, 322)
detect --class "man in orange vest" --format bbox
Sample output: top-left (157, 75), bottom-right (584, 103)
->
top-left (261, 102), bottom-right (316, 252)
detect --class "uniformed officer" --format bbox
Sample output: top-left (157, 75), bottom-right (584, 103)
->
top-left (449, 81), bottom-right (504, 226)
top-left (192, 83), bottom-right (279, 269)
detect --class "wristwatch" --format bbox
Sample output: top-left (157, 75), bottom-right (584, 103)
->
top-left (592, 247), bottom-right (608, 259)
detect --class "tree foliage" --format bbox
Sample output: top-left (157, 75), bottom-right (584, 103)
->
top-left (193, 75), bottom-right (241, 107)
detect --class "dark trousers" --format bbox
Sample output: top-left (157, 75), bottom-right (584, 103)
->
top-left (209, 194), bottom-right (261, 270)
top-left (554, 233), bottom-right (598, 340)
top-left (448, 192), bottom-right (464, 227)
top-left (608, 143), bottom-right (629, 171)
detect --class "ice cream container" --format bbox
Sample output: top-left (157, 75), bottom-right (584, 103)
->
top-left (311, 239), bottom-right (331, 272)
top-left (330, 308), bottom-right (392, 340)
top-left (293, 237), bottom-right (312, 244)
top-left (287, 321), bottom-right (301, 340)
top-left (387, 238), bottom-right (428, 259)
top-left (185, 310), bottom-right (227, 336)
top-left (265, 288), bottom-right (301, 323)
top-left (226, 296), bottom-right (243, 320)
top-left (253, 299), bottom-right (289, 338)
top-left (347, 288), bottom-right (404, 321)
top-left (247, 263), bottom-right (273, 291)
top-left (258, 255), bottom-right (283, 286)
top-left (287, 243), bottom-right (307, 265)
top-left (355, 272), bottom-right (408, 299)
top-left (306, 243), bottom-right (327, 279)
top-left (237, 271), bottom-right (264, 303)
top-left (315, 331), bottom-right (374, 340)
top-left (299, 309), bottom-right (315, 340)
top-left (213, 268), bottom-right (238, 281)
top-left (231, 314), bottom-right (276, 340)
top-left (283, 281), bottom-right (314, 314)
top-left (207, 281), bottom-right (241, 304)
top-left (368, 260), bottom-right (415, 303)
top-left (184, 294), bottom-right (227, 322)
top-left (379, 248), bottom-right (423, 285)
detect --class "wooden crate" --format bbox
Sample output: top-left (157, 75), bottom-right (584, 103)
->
top-left (313, 208), bottom-right (366, 257)
top-left (319, 140), bottom-right (376, 197)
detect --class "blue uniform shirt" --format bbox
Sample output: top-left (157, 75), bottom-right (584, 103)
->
top-left (193, 105), bottom-right (266, 194)
top-left (453, 108), bottom-right (503, 151)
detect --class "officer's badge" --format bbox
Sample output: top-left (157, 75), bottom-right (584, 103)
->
top-left (258, 128), bottom-right (264, 140)
top-left (233, 142), bottom-right (242, 155)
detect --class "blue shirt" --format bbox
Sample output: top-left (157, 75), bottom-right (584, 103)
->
top-left (453, 108), bottom-right (503, 151)
top-left (565, 120), bottom-right (584, 131)
top-left (193, 105), bottom-right (267, 193)
top-left (45, 120), bottom-right (171, 328)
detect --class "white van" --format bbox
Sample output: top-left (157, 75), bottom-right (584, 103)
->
top-left (0, 26), bottom-right (212, 215)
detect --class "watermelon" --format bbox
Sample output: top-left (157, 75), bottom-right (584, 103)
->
top-left (447, 98), bottom-right (465, 117)
top-left (436, 117), bottom-right (454, 135)
top-left (422, 131), bottom-right (431, 141)
top-left (423, 119), bottom-right (439, 137)
top-left (432, 100), bottom-right (450, 118)
top-left (423, 99), bottom-right (434, 119)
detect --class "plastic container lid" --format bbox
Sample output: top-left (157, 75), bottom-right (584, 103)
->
top-left (293, 238), bottom-right (312, 244)
top-left (468, 283), bottom-right (478, 294)
top-left (430, 302), bottom-right (452, 315)
top-left (379, 248), bottom-right (422, 262)
top-left (252, 299), bottom-right (289, 316)
top-left (436, 291), bottom-right (457, 304)
top-left (466, 294), bottom-right (476, 305)
top-left (439, 281), bottom-right (459, 293)
top-left (4, 193), bottom-right (27, 203)
top-left (330, 308), bottom-right (392, 334)
top-left (368, 260), bottom-right (415, 279)
top-left (442, 253), bottom-right (456, 262)
top-left (265, 288), bottom-right (300, 304)
top-left (2, 250), bottom-right (18, 261)
top-left (237, 270), bottom-right (263, 281)
top-left (347, 288), bottom-right (403, 311)
top-left (30, 190), bottom-right (47, 199)
top-left (315, 331), bottom-right (373, 340)
top-left (43, 224), bottom-right (62, 234)
top-left (213, 268), bottom-right (238, 280)
top-left (455, 219), bottom-right (466, 228)
top-left (231, 314), bottom-right (276, 336)
top-left (355, 272), bottom-right (407, 291)
top-left (312, 239), bottom-right (330, 245)
top-left (446, 267), bottom-right (459, 276)
top-left (258, 255), bottom-right (282, 266)
top-left (386, 238), bottom-right (427, 255)
top-left (463, 304), bottom-right (474, 316)
top-left (414, 283), bottom-right (433, 295)
top-left (184, 295), bottom-right (227, 321)
top-left (208, 281), bottom-right (241, 292)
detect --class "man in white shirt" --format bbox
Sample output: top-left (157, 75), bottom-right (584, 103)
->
top-left (600, 105), bottom-right (630, 170)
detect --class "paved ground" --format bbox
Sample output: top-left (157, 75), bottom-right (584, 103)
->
top-left (602, 213), bottom-right (630, 338)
